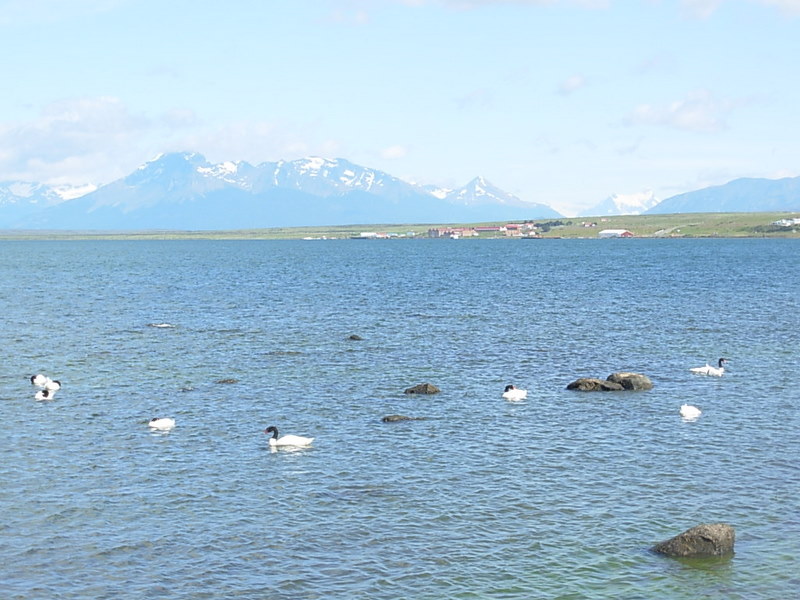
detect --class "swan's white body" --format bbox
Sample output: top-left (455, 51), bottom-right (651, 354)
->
top-left (265, 426), bottom-right (313, 447)
top-left (680, 404), bottom-right (702, 420)
top-left (149, 417), bottom-right (176, 430)
top-left (690, 358), bottom-right (728, 377)
top-left (502, 385), bottom-right (527, 401)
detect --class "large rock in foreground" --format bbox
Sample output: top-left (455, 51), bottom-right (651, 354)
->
top-left (566, 372), bottom-right (653, 392)
top-left (404, 383), bottom-right (440, 395)
top-left (652, 523), bottom-right (735, 558)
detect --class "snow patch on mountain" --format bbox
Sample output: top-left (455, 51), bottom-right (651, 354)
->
top-left (581, 190), bottom-right (659, 216)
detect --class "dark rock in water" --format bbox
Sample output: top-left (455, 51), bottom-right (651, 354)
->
top-left (404, 383), bottom-right (440, 395)
top-left (566, 378), bottom-right (624, 391)
top-left (566, 372), bottom-right (653, 391)
top-left (607, 372), bottom-right (653, 390)
top-left (652, 523), bottom-right (735, 558)
top-left (215, 378), bottom-right (239, 384)
top-left (347, 334), bottom-right (364, 341)
top-left (381, 414), bottom-right (424, 422)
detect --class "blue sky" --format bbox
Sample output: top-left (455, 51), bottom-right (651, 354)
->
top-left (1, 0), bottom-right (798, 215)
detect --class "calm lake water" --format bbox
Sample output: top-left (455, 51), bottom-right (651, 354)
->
top-left (1, 238), bottom-right (798, 599)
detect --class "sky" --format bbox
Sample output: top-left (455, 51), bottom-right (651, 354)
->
top-left (1, 0), bottom-right (799, 216)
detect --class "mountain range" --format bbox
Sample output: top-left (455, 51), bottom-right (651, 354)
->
top-left (0, 153), bottom-right (561, 230)
top-left (1, 152), bottom-right (798, 230)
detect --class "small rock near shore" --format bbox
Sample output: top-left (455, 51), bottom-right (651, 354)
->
top-left (403, 383), bottom-right (441, 395)
top-left (381, 415), bottom-right (425, 422)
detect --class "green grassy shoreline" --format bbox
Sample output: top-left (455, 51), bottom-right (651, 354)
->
top-left (1, 212), bottom-right (798, 240)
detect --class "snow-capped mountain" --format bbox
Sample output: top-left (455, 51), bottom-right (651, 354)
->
top-left (0, 152), bottom-right (562, 229)
top-left (0, 181), bottom-right (93, 226)
top-left (445, 176), bottom-right (538, 208)
top-left (581, 190), bottom-right (659, 216)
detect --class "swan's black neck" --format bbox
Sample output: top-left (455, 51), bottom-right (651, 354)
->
top-left (717, 358), bottom-right (727, 367)
top-left (267, 427), bottom-right (279, 439)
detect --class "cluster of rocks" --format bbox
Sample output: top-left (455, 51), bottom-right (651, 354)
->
top-left (566, 372), bottom-right (653, 391)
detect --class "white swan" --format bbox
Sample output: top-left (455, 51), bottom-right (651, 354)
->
top-left (148, 417), bottom-right (176, 430)
top-left (680, 404), bottom-right (702, 420)
top-left (690, 358), bottom-right (728, 377)
top-left (502, 384), bottom-right (527, 401)
top-left (264, 425), bottom-right (314, 447)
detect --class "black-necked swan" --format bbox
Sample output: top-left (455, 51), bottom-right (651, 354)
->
top-left (44, 379), bottom-right (61, 392)
top-left (690, 358), bottom-right (728, 377)
top-left (264, 425), bottom-right (314, 447)
top-left (31, 374), bottom-right (61, 398)
top-left (34, 389), bottom-right (54, 401)
top-left (31, 374), bottom-right (49, 387)
top-left (148, 417), bottom-right (176, 430)
top-left (502, 384), bottom-right (527, 401)
top-left (31, 374), bottom-right (61, 390)
top-left (680, 404), bottom-right (702, 420)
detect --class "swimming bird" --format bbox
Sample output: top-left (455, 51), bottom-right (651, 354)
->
top-left (34, 389), bottom-right (54, 401)
top-left (680, 404), bottom-right (702, 420)
top-left (690, 358), bottom-right (728, 377)
top-left (502, 384), bottom-right (527, 401)
top-left (30, 374), bottom-right (49, 387)
top-left (148, 417), bottom-right (176, 430)
top-left (264, 425), bottom-right (314, 447)
top-left (44, 379), bottom-right (61, 392)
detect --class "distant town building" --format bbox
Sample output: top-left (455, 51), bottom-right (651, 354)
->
top-left (427, 227), bottom-right (479, 239)
top-left (598, 229), bottom-right (634, 238)
top-left (772, 218), bottom-right (800, 227)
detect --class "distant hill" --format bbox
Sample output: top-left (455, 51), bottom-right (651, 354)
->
top-left (0, 153), bottom-right (562, 229)
top-left (646, 176), bottom-right (800, 214)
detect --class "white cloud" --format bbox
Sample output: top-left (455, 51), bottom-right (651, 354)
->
top-left (759, 0), bottom-right (800, 14)
top-left (624, 89), bottom-right (731, 133)
top-left (679, 0), bottom-right (800, 18)
top-left (679, 0), bottom-right (723, 19)
top-left (454, 88), bottom-right (494, 109)
top-left (0, 96), bottom-right (153, 183)
top-left (408, 0), bottom-right (608, 7)
top-left (0, 0), bottom-right (123, 25)
top-left (557, 74), bottom-right (586, 95)
top-left (381, 145), bottom-right (408, 159)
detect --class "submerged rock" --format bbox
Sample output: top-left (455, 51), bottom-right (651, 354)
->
top-left (652, 523), bottom-right (735, 558)
top-left (347, 334), bottom-right (364, 341)
top-left (404, 383), bottom-right (441, 395)
top-left (215, 378), bottom-right (239, 384)
top-left (381, 414), bottom-right (425, 422)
